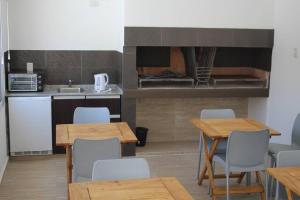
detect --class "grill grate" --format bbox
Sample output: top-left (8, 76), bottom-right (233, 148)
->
top-left (194, 47), bottom-right (217, 86)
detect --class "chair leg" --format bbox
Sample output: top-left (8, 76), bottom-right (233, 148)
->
top-left (246, 172), bottom-right (251, 186)
top-left (265, 172), bottom-right (269, 200)
top-left (268, 170), bottom-right (273, 198)
top-left (209, 161), bottom-right (216, 196)
top-left (226, 172), bottom-right (230, 200)
top-left (274, 181), bottom-right (279, 200)
top-left (237, 172), bottom-right (246, 184)
top-left (269, 156), bottom-right (276, 198)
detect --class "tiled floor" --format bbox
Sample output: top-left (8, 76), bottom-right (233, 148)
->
top-left (0, 141), bottom-right (264, 200)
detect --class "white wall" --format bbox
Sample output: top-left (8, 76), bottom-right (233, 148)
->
top-left (265, 0), bottom-right (300, 144)
top-left (9, 0), bottom-right (274, 51)
top-left (8, 0), bottom-right (124, 51)
top-left (125, 0), bottom-right (274, 29)
top-left (248, 98), bottom-right (268, 123)
top-left (248, 0), bottom-right (300, 144)
top-left (0, 0), bottom-right (8, 183)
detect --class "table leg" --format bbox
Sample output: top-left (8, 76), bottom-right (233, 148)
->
top-left (66, 145), bottom-right (72, 200)
top-left (256, 172), bottom-right (265, 200)
top-left (66, 145), bottom-right (73, 183)
top-left (199, 134), bottom-right (219, 197)
top-left (198, 135), bottom-right (219, 185)
top-left (285, 187), bottom-right (294, 200)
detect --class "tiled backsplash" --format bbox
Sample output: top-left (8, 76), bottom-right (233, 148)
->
top-left (7, 50), bottom-right (122, 85)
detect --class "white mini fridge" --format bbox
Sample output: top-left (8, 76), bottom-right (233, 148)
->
top-left (8, 96), bottom-right (52, 156)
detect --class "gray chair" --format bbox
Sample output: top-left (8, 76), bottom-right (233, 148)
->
top-left (269, 113), bottom-right (300, 167)
top-left (267, 114), bottom-right (300, 198)
top-left (197, 109), bottom-right (236, 180)
top-left (73, 107), bottom-right (110, 124)
top-left (92, 158), bottom-right (150, 181)
top-left (213, 130), bottom-right (270, 200)
top-left (73, 138), bottom-right (121, 182)
top-left (266, 150), bottom-right (300, 200)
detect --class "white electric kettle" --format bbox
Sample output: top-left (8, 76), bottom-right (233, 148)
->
top-left (94, 73), bottom-right (109, 92)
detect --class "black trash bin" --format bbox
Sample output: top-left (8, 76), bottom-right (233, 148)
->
top-left (135, 127), bottom-right (148, 147)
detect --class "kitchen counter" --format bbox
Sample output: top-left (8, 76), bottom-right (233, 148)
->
top-left (5, 84), bottom-right (123, 97)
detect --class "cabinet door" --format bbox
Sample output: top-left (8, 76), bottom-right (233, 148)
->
top-left (52, 96), bottom-right (85, 153)
top-left (85, 96), bottom-right (121, 122)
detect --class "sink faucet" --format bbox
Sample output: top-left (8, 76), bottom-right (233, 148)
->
top-left (68, 80), bottom-right (72, 88)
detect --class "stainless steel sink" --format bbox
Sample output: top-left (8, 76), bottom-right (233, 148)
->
top-left (57, 87), bottom-right (84, 93)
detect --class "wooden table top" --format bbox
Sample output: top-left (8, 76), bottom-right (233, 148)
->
top-left (56, 122), bottom-right (137, 146)
top-left (69, 177), bottom-right (194, 200)
top-left (191, 118), bottom-right (280, 139)
top-left (267, 167), bottom-right (300, 197)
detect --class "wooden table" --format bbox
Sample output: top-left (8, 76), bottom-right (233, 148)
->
top-left (192, 118), bottom-right (281, 200)
top-left (267, 167), bottom-right (300, 200)
top-left (56, 122), bottom-right (138, 185)
top-left (69, 177), bottom-right (194, 200)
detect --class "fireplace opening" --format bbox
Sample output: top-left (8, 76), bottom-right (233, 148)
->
top-left (137, 47), bottom-right (194, 88)
top-left (136, 46), bottom-right (272, 89)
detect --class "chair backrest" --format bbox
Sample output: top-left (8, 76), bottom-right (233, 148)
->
top-left (200, 109), bottom-right (236, 119)
top-left (73, 138), bottom-right (121, 182)
top-left (226, 130), bottom-right (270, 170)
top-left (277, 150), bottom-right (300, 167)
top-left (73, 107), bottom-right (110, 124)
top-left (291, 113), bottom-right (300, 146)
top-left (92, 158), bottom-right (150, 181)
top-left (276, 150), bottom-right (300, 200)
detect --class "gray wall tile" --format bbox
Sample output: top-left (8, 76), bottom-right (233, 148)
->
top-left (9, 50), bottom-right (46, 71)
top-left (113, 51), bottom-right (123, 86)
top-left (161, 28), bottom-right (198, 46)
top-left (81, 51), bottom-right (115, 68)
top-left (125, 27), bottom-right (274, 48)
top-left (8, 50), bottom-right (121, 85)
top-left (233, 29), bottom-right (274, 47)
top-left (81, 51), bottom-right (118, 84)
top-left (82, 67), bottom-right (118, 84)
top-left (198, 28), bottom-right (234, 47)
top-left (45, 51), bottom-right (81, 84)
top-left (125, 27), bottom-right (162, 46)
top-left (122, 47), bottom-right (137, 89)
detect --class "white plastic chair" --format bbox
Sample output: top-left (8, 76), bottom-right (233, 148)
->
top-left (73, 138), bottom-right (121, 182)
top-left (197, 109), bottom-right (236, 180)
top-left (267, 150), bottom-right (300, 200)
top-left (73, 107), bottom-right (110, 124)
top-left (269, 113), bottom-right (300, 167)
top-left (267, 114), bottom-right (300, 197)
top-left (92, 158), bottom-right (150, 181)
top-left (213, 130), bottom-right (270, 200)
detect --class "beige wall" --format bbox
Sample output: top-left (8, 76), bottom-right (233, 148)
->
top-left (136, 98), bottom-right (248, 142)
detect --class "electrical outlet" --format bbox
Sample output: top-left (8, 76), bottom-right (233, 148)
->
top-left (293, 48), bottom-right (298, 59)
top-left (27, 62), bottom-right (34, 73)
top-left (90, 0), bottom-right (100, 7)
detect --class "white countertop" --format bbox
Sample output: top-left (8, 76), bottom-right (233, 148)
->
top-left (5, 84), bottom-right (123, 97)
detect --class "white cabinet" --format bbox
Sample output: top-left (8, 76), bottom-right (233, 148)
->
top-left (8, 97), bottom-right (52, 156)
